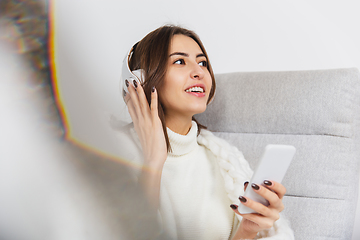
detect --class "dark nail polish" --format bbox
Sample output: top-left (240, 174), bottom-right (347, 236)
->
top-left (152, 86), bottom-right (155, 92)
top-left (264, 180), bottom-right (272, 186)
top-left (133, 80), bottom-right (138, 88)
top-left (122, 89), bottom-right (126, 97)
top-left (239, 196), bottom-right (247, 203)
top-left (251, 183), bottom-right (260, 190)
top-left (230, 204), bottom-right (238, 210)
top-left (244, 181), bottom-right (249, 186)
top-left (125, 80), bottom-right (129, 88)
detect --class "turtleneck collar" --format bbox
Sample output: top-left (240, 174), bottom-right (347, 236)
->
top-left (166, 121), bottom-right (198, 157)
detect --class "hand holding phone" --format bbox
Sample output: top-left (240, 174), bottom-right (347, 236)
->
top-left (238, 144), bottom-right (296, 214)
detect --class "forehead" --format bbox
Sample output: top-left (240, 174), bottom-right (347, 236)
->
top-left (169, 34), bottom-right (203, 54)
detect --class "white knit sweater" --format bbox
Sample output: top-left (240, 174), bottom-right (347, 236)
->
top-left (118, 121), bottom-right (294, 240)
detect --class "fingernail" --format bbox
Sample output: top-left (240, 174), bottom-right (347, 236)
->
top-left (125, 80), bottom-right (129, 88)
top-left (122, 89), bottom-right (126, 97)
top-left (133, 80), bottom-right (138, 88)
top-left (244, 181), bottom-right (249, 186)
top-left (239, 196), bottom-right (247, 203)
top-left (152, 86), bottom-right (155, 92)
top-left (251, 183), bottom-right (260, 190)
top-left (230, 204), bottom-right (238, 210)
top-left (264, 180), bottom-right (272, 186)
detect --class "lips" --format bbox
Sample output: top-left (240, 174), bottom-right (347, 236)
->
top-left (184, 84), bottom-right (206, 97)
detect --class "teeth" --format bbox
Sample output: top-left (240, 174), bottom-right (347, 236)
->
top-left (185, 87), bottom-right (204, 93)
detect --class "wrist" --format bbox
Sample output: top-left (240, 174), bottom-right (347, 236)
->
top-left (232, 222), bottom-right (258, 240)
top-left (143, 155), bottom-right (166, 171)
top-left (236, 232), bottom-right (258, 240)
top-left (143, 160), bottom-right (165, 172)
top-left (237, 232), bottom-right (258, 240)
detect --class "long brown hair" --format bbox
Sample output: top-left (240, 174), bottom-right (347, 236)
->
top-left (128, 25), bottom-right (216, 152)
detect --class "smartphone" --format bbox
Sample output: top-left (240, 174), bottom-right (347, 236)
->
top-left (238, 144), bottom-right (296, 214)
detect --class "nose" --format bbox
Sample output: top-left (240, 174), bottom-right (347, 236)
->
top-left (190, 62), bottom-right (205, 80)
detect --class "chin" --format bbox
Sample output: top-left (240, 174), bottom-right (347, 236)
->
top-left (191, 105), bottom-right (207, 115)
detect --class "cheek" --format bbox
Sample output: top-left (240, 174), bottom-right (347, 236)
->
top-left (158, 82), bottom-right (175, 108)
top-left (205, 74), bottom-right (214, 102)
top-left (162, 73), bottom-right (182, 95)
top-left (206, 74), bottom-right (213, 92)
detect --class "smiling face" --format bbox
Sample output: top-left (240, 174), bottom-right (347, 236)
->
top-left (160, 34), bottom-right (212, 123)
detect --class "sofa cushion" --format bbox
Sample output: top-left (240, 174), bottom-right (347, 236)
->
top-left (197, 68), bottom-right (360, 138)
top-left (196, 68), bottom-right (360, 239)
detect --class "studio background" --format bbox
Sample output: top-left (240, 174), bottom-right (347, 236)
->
top-left (53, 1), bottom-right (360, 239)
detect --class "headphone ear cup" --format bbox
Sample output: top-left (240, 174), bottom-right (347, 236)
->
top-left (120, 43), bottom-right (141, 102)
top-left (132, 69), bottom-right (145, 83)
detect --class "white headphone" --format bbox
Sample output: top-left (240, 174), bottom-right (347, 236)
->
top-left (120, 43), bottom-right (145, 97)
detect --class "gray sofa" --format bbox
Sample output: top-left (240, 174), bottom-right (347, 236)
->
top-left (196, 68), bottom-right (360, 239)
top-left (4, 65), bottom-right (358, 239)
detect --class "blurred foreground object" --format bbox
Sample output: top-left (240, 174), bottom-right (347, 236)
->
top-left (0, 1), bottom-right (163, 239)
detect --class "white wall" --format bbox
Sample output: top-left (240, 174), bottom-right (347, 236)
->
top-left (53, 0), bottom-right (360, 239)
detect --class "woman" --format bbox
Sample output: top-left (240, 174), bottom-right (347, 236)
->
top-left (121, 25), bottom-right (294, 239)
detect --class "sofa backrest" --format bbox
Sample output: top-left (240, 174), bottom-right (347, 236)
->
top-left (196, 68), bottom-right (360, 239)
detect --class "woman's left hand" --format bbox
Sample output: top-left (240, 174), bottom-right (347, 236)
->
top-left (230, 180), bottom-right (286, 239)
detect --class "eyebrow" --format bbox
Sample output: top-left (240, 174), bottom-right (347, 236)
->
top-left (169, 52), bottom-right (206, 58)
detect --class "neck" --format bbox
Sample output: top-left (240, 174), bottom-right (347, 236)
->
top-left (165, 114), bottom-right (193, 135)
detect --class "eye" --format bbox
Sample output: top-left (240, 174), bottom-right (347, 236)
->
top-left (174, 59), bottom-right (185, 65)
top-left (198, 60), bottom-right (208, 67)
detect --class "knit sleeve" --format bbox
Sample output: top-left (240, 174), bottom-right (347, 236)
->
top-left (197, 129), bottom-right (253, 204)
top-left (197, 130), bottom-right (295, 240)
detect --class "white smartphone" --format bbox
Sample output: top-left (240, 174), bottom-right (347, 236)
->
top-left (238, 144), bottom-right (296, 214)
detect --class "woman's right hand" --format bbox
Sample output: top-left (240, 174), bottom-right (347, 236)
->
top-left (124, 79), bottom-right (167, 171)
